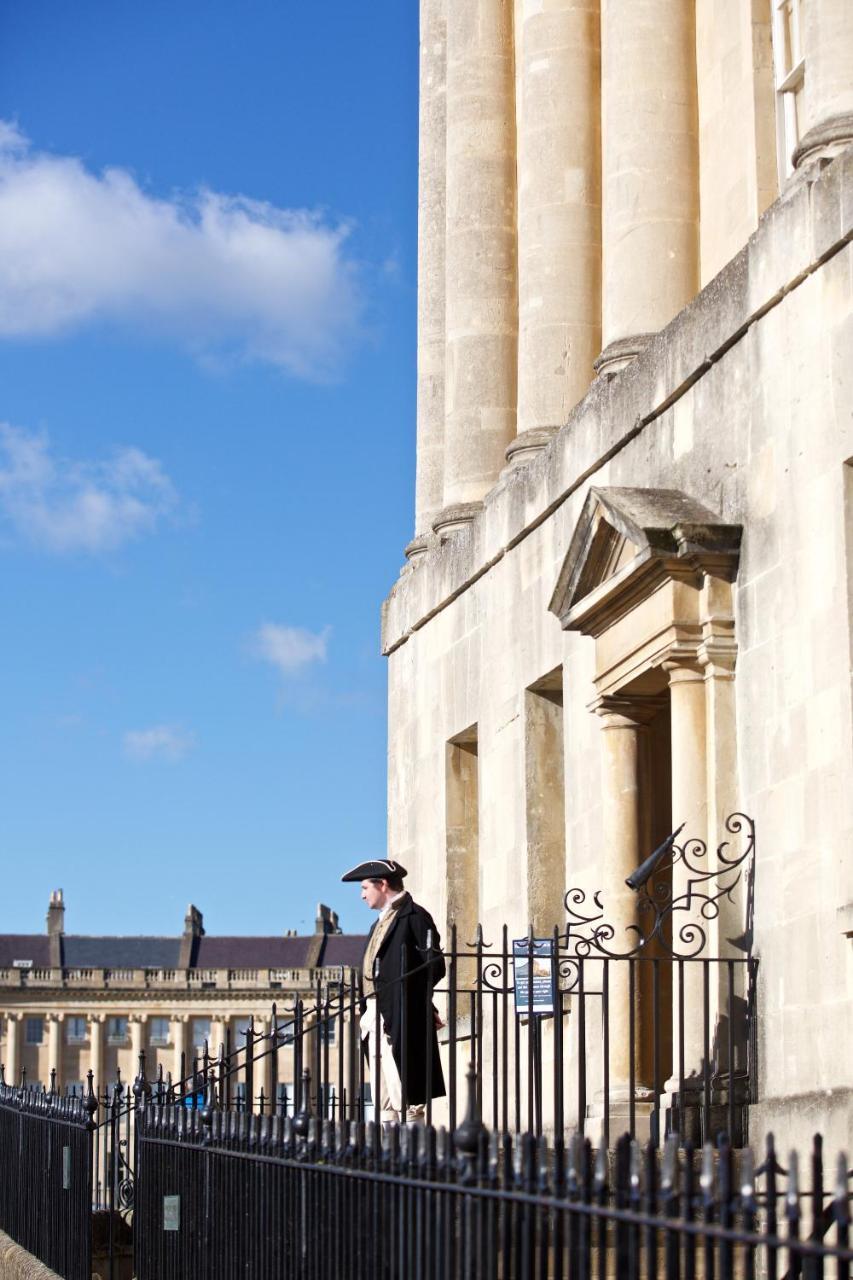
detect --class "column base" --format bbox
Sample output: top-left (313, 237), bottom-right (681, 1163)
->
top-left (404, 535), bottom-right (430, 562)
top-left (503, 426), bottom-right (559, 471)
top-left (792, 113), bottom-right (853, 171)
top-left (661, 1075), bottom-right (750, 1146)
top-left (583, 1090), bottom-right (658, 1144)
top-left (431, 501), bottom-right (483, 537)
top-left (593, 333), bottom-right (656, 379)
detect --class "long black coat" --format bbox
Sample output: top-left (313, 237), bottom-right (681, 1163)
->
top-left (364, 897), bottom-right (446, 1105)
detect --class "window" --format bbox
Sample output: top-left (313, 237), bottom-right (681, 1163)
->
top-left (25, 1016), bottom-right (43, 1045)
top-left (235, 1081), bottom-right (247, 1109)
top-left (149, 1017), bottom-right (170, 1047)
top-left (65, 1081), bottom-right (84, 1098)
top-left (318, 1083), bottom-right (337, 1119)
top-left (276, 1019), bottom-right (295, 1045)
top-left (192, 1018), bottom-right (211, 1050)
top-left (66, 1016), bottom-right (87, 1044)
top-left (318, 1017), bottom-right (336, 1046)
top-left (107, 1016), bottom-right (128, 1045)
top-left (772, 0), bottom-right (805, 180)
top-left (446, 726), bottom-right (480, 989)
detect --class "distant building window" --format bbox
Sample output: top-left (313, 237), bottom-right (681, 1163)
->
top-left (319, 1083), bottom-right (337, 1118)
top-left (235, 1081), bottom-right (247, 1110)
top-left (275, 1082), bottom-right (295, 1114)
top-left (192, 1018), bottom-right (211, 1051)
top-left (234, 1017), bottom-right (253, 1045)
top-left (26, 1017), bottom-right (43, 1045)
top-left (772, 0), bottom-right (805, 180)
top-left (107, 1017), bottom-right (128, 1045)
top-left (66, 1016), bottom-right (87, 1045)
top-left (149, 1017), bottom-right (170, 1047)
top-left (319, 1018), bottom-right (336, 1046)
top-left (66, 1081), bottom-right (84, 1098)
top-left (276, 1020), bottom-right (295, 1045)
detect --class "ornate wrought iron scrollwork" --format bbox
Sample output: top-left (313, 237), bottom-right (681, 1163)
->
top-left (562, 812), bottom-right (755, 961)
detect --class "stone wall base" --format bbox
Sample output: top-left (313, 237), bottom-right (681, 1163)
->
top-left (0, 1231), bottom-right (61, 1280)
top-left (750, 1089), bottom-right (853, 1157)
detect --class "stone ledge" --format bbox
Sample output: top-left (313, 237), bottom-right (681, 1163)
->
top-left (382, 142), bottom-right (853, 656)
top-left (0, 1231), bottom-right (61, 1280)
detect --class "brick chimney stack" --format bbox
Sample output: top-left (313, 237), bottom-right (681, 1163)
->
top-left (179, 903), bottom-right (205, 969)
top-left (46, 888), bottom-right (65, 967)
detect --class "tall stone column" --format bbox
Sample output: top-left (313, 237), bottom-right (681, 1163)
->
top-left (512, 0), bottom-right (601, 463)
top-left (48, 1014), bottom-right (63, 1089)
top-left (437, 0), bottom-right (518, 530)
top-left (130, 1014), bottom-right (147, 1075)
top-left (89, 1014), bottom-right (104, 1092)
top-left (5, 1013), bottom-right (20, 1086)
top-left (596, 0), bottom-right (699, 376)
top-left (172, 1015), bottom-right (188, 1084)
top-left (209, 1018), bottom-right (226, 1060)
top-left (256, 1016), bottom-right (272, 1110)
top-left (665, 660), bottom-right (708, 1095)
top-left (794, 0), bottom-right (853, 168)
top-left (409, 0), bottom-right (448, 558)
top-left (595, 699), bottom-right (654, 1102)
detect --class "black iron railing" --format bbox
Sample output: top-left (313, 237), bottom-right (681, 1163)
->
top-left (0, 1082), bottom-right (94, 1280)
top-left (126, 813), bottom-right (758, 1148)
top-left (131, 1068), bottom-right (852, 1280)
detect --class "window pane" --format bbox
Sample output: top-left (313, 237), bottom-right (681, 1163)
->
top-left (26, 1017), bottom-right (43, 1045)
top-left (192, 1018), bottom-right (211, 1049)
top-left (66, 1016), bottom-right (87, 1043)
top-left (149, 1017), bottom-right (170, 1046)
top-left (66, 1081), bottom-right (84, 1097)
top-left (107, 1017), bottom-right (127, 1043)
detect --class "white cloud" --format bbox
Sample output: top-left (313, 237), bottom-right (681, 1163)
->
top-left (0, 121), bottom-right (361, 376)
top-left (250, 622), bottom-right (330, 675)
top-left (0, 423), bottom-right (177, 553)
top-left (123, 724), bottom-right (195, 762)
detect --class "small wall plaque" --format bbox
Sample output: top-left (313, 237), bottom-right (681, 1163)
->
top-left (163, 1195), bottom-right (180, 1232)
top-left (62, 1146), bottom-right (71, 1190)
top-left (512, 937), bottom-right (557, 1016)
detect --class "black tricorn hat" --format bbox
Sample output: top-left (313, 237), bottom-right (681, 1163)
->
top-left (340, 858), bottom-right (408, 883)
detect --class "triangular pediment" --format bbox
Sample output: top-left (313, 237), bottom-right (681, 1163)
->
top-left (572, 514), bottom-right (640, 604)
top-left (549, 487), bottom-right (742, 630)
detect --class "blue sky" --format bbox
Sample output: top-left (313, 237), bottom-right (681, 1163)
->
top-left (0, 2), bottom-right (419, 938)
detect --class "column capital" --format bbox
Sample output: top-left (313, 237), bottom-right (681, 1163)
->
top-left (662, 654), bottom-right (705, 684)
top-left (592, 693), bottom-right (666, 727)
top-left (698, 638), bottom-right (737, 680)
top-left (90, 1012), bottom-right (106, 1025)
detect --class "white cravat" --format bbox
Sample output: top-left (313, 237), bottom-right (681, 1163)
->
top-left (379, 890), bottom-right (406, 919)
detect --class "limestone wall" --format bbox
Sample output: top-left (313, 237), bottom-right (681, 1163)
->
top-left (0, 1233), bottom-right (61, 1280)
top-left (384, 148), bottom-right (853, 1152)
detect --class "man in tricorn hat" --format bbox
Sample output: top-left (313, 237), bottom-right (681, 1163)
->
top-left (341, 858), bottom-right (445, 1125)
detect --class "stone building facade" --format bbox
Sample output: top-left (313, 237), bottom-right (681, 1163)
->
top-left (0, 891), bottom-right (365, 1105)
top-left (385, 0), bottom-right (853, 1149)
